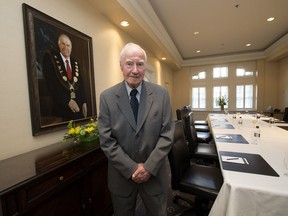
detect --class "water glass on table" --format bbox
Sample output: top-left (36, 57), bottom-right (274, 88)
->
top-left (251, 117), bottom-right (257, 126)
top-left (269, 117), bottom-right (275, 127)
top-left (238, 116), bottom-right (243, 129)
top-left (256, 113), bottom-right (261, 123)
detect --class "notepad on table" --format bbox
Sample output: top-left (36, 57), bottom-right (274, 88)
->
top-left (221, 156), bottom-right (246, 164)
top-left (216, 135), bottom-right (232, 140)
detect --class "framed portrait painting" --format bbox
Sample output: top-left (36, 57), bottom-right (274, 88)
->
top-left (23, 4), bottom-right (96, 136)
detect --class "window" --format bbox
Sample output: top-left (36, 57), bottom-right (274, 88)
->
top-left (236, 68), bottom-right (253, 77)
top-left (192, 87), bottom-right (206, 108)
top-left (192, 71), bottom-right (206, 80)
top-left (190, 61), bottom-right (256, 110)
top-left (236, 85), bottom-right (253, 108)
top-left (213, 66), bottom-right (228, 78)
top-left (213, 86), bottom-right (228, 108)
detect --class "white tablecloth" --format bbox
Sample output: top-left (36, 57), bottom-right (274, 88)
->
top-left (208, 114), bottom-right (288, 216)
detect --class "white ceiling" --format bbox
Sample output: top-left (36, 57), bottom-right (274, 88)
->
top-left (90, 0), bottom-right (288, 69)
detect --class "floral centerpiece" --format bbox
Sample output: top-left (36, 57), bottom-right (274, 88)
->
top-left (216, 95), bottom-right (228, 110)
top-left (62, 118), bottom-right (99, 143)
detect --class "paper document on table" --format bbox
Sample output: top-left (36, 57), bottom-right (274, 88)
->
top-left (221, 156), bottom-right (246, 164)
top-left (216, 135), bottom-right (232, 140)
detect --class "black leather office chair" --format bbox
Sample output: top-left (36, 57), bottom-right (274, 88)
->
top-left (182, 113), bottom-right (218, 161)
top-left (176, 107), bottom-right (189, 121)
top-left (182, 105), bottom-right (209, 126)
top-left (168, 121), bottom-right (223, 215)
top-left (176, 107), bottom-right (211, 133)
top-left (185, 111), bottom-right (213, 143)
top-left (283, 107), bottom-right (288, 122)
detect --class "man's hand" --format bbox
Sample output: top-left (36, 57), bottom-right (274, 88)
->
top-left (68, 99), bottom-right (80, 113)
top-left (132, 163), bottom-right (151, 184)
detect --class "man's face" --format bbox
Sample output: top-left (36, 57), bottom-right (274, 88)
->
top-left (59, 36), bottom-right (72, 58)
top-left (120, 48), bottom-right (146, 89)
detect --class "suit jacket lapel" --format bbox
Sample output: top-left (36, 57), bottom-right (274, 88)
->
top-left (137, 82), bottom-right (153, 133)
top-left (116, 82), bottom-right (137, 130)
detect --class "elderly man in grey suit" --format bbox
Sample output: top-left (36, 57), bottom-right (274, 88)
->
top-left (98, 43), bottom-right (174, 216)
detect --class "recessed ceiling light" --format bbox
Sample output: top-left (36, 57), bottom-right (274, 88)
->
top-left (196, 50), bottom-right (201, 53)
top-left (161, 57), bottom-right (166, 60)
top-left (267, 17), bottom-right (275, 22)
top-left (120, 21), bottom-right (129, 27)
top-left (246, 43), bottom-right (251, 47)
top-left (194, 31), bottom-right (200, 35)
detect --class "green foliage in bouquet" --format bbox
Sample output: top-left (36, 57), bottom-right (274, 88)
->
top-left (62, 118), bottom-right (98, 143)
top-left (216, 95), bottom-right (228, 106)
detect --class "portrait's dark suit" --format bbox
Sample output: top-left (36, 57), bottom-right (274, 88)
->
top-left (42, 49), bottom-right (87, 120)
top-left (98, 80), bottom-right (174, 212)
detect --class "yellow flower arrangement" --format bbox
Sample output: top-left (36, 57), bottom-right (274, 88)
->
top-left (62, 118), bottom-right (99, 143)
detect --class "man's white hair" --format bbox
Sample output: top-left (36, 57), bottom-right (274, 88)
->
top-left (119, 43), bottom-right (147, 62)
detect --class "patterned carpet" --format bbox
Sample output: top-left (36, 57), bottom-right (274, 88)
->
top-left (135, 159), bottom-right (213, 216)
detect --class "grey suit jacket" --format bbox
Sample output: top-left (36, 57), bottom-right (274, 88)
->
top-left (98, 81), bottom-right (174, 197)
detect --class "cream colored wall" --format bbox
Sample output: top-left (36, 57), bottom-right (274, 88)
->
top-left (0, 0), bottom-right (173, 160)
top-left (171, 67), bottom-right (190, 116)
top-left (279, 57), bottom-right (288, 109)
top-left (248, 60), bottom-right (285, 112)
top-left (256, 60), bottom-right (266, 112)
top-left (262, 61), bottom-right (279, 111)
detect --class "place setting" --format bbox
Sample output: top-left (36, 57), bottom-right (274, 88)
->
top-left (212, 124), bottom-right (235, 129)
top-left (215, 134), bottom-right (249, 144)
top-left (219, 151), bottom-right (279, 177)
top-left (210, 118), bottom-right (228, 122)
top-left (221, 155), bottom-right (249, 164)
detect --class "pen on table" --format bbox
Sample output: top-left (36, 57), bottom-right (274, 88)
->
top-left (243, 158), bottom-right (249, 164)
top-left (227, 157), bottom-right (239, 160)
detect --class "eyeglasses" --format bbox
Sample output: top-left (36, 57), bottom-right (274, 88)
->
top-left (124, 61), bottom-right (145, 69)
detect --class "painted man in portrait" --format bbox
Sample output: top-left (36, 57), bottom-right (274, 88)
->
top-left (42, 34), bottom-right (87, 121)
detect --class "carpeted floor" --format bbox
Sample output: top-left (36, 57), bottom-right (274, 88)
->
top-left (135, 158), bottom-right (214, 216)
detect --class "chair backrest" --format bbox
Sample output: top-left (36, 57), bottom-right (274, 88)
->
top-left (283, 107), bottom-right (288, 122)
top-left (183, 104), bottom-right (192, 112)
top-left (182, 112), bottom-right (198, 153)
top-left (168, 121), bottom-right (191, 190)
top-left (187, 112), bottom-right (199, 143)
top-left (176, 107), bottom-right (189, 121)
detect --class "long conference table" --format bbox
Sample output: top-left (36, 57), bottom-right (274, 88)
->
top-left (207, 113), bottom-right (288, 216)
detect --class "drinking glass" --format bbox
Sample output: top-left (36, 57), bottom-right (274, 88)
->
top-left (251, 117), bottom-right (257, 127)
top-left (269, 117), bottom-right (275, 127)
top-left (238, 117), bottom-right (243, 129)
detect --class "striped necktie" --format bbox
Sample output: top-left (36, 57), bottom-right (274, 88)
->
top-left (130, 89), bottom-right (139, 122)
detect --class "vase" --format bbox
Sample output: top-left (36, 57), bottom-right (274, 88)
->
top-left (220, 105), bottom-right (224, 111)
